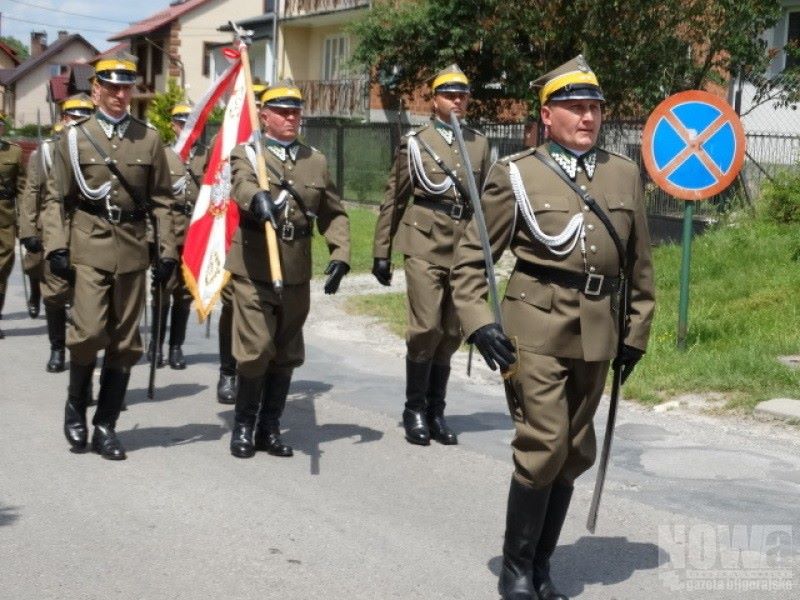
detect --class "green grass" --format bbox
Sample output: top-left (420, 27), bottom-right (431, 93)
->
top-left (311, 204), bottom-right (381, 275)
top-left (346, 218), bottom-right (800, 412)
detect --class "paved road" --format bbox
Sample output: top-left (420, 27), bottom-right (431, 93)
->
top-left (1, 266), bottom-right (798, 599)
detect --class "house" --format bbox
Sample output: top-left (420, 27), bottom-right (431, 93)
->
top-left (0, 40), bottom-right (23, 118)
top-left (107, 0), bottom-right (265, 118)
top-left (0, 31), bottom-right (98, 126)
top-left (736, 1), bottom-right (800, 139)
top-left (276, 0), bottom-right (371, 119)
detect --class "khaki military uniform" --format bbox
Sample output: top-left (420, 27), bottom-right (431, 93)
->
top-left (373, 120), bottom-right (491, 363)
top-left (227, 139), bottom-right (350, 379)
top-left (18, 141), bottom-right (71, 307)
top-left (0, 138), bottom-right (25, 298)
top-left (42, 114), bottom-right (176, 369)
top-left (452, 142), bottom-right (655, 488)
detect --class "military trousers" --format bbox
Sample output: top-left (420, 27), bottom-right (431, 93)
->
top-left (41, 259), bottom-right (71, 309)
top-left (505, 350), bottom-right (610, 489)
top-left (0, 222), bottom-right (14, 295)
top-left (21, 247), bottom-right (43, 277)
top-left (68, 264), bottom-right (146, 369)
top-left (230, 274), bottom-right (309, 379)
top-left (403, 255), bottom-right (462, 365)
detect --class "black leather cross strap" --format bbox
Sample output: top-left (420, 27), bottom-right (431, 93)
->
top-left (76, 200), bottom-right (147, 224)
top-left (533, 150), bottom-right (626, 270)
top-left (515, 260), bottom-right (619, 296)
top-left (413, 196), bottom-right (472, 221)
top-left (264, 161), bottom-right (316, 229)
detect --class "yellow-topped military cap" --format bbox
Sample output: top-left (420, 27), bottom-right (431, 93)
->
top-left (431, 64), bottom-right (470, 94)
top-left (93, 51), bottom-right (138, 85)
top-left (61, 93), bottom-right (94, 118)
top-left (532, 54), bottom-right (604, 105)
top-left (262, 79), bottom-right (303, 108)
top-left (170, 103), bottom-right (193, 122)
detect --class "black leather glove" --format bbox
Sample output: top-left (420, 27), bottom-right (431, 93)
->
top-left (21, 236), bottom-right (43, 253)
top-left (249, 190), bottom-right (279, 228)
top-left (48, 248), bottom-right (71, 280)
top-left (152, 258), bottom-right (177, 284)
top-left (470, 323), bottom-right (516, 372)
top-left (372, 257), bottom-right (392, 286)
top-left (323, 260), bottom-right (350, 295)
top-left (613, 344), bottom-right (644, 385)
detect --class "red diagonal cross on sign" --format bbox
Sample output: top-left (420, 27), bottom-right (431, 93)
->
top-left (641, 90), bottom-right (746, 201)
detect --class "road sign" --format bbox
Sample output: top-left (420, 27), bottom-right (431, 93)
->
top-left (642, 90), bottom-right (745, 201)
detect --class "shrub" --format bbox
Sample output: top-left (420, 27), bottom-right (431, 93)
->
top-left (760, 170), bottom-right (800, 225)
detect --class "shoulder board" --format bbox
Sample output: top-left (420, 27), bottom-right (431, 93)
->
top-left (600, 147), bottom-right (635, 163)
top-left (129, 115), bottom-right (156, 130)
top-left (462, 125), bottom-right (485, 137)
top-left (500, 147), bottom-right (536, 164)
top-left (405, 123), bottom-right (429, 138)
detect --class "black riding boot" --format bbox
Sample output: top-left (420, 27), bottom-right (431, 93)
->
top-left (254, 372), bottom-right (293, 457)
top-left (27, 277), bottom-right (41, 318)
top-left (45, 305), bottom-right (67, 372)
top-left (426, 363), bottom-right (457, 445)
top-left (217, 301), bottom-right (236, 404)
top-left (168, 300), bottom-right (190, 369)
top-left (90, 367), bottom-right (130, 460)
top-left (0, 292), bottom-right (5, 339)
top-left (498, 477), bottom-right (552, 600)
top-left (64, 362), bottom-right (94, 450)
top-left (146, 301), bottom-right (169, 368)
top-left (532, 484), bottom-right (573, 600)
top-left (403, 358), bottom-right (432, 445)
top-left (230, 375), bottom-right (262, 458)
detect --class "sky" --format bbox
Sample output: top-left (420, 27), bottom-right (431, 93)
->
top-left (0, 0), bottom-right (180, 54)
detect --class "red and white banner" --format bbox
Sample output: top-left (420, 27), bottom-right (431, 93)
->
top-left (182, 49), bottom-right (253, 320)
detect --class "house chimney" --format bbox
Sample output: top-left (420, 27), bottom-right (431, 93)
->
top-left (58, 30), bottom-right (68, 41)
top-left (30, 31), bottom-right (47, 57)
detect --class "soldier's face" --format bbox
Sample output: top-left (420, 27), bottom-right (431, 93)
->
top-left (261, 106), bottom-right (302, 141)
top-left (94, 80), bottom-right (134, 118)
top-left (541, 99), bottom-right (602, 152)
top-left (433, 91), bottom-right (470, 122)
top-left (171, 119), bottom-right (185, 137)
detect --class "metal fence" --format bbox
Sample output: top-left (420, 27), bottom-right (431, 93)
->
top-left (300, 118), bottom-right (793, 217)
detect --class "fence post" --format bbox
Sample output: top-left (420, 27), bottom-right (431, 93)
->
top-left (336, 122), bottom-right (345, 199)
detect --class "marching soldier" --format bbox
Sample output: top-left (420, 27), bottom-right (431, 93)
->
top-left (18, 94), bottom-right (95, 371)
top-left (450, 56), bottom-right (654, 600)
top-left (226, 80), bottom-right (350, 458)
top-left (146, 103), bottom-right (208, 370)
top-left (372, 64), bottom-right (491, 446)
top-left (42, 53), bottom-right (177, 460)
top-left (0, 112), bottom-right (26, 339)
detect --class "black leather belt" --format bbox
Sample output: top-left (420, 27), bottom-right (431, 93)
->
top-left (515, 260), bottom-right (620, 296)
top-left (77, 201), bottom-right (147, 224)
top-left (172, 202), bottom-right (194, 217)
top-left (241, 218), bottom-right (312, 241)
top-left (413, 196), bottom-right (472, 221)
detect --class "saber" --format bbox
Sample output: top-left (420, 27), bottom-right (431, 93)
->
top-left (449, 112), bottom-right (517, 382)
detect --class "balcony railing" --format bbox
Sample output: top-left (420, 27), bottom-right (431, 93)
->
top-left (296, 77), bottom-right (369, 118)
top-left (283, 0), bottom-right (370, 18)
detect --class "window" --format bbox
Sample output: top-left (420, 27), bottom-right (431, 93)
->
top-left (786, 11), bottom-right (800, 69)
top-left (49, 64), bottom-right (67, 76)
top-left (202, 42), bottom-right (215, 77)
top-left (322, 35), bottom-right (349, 81)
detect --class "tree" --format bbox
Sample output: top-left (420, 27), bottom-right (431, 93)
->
top-left (349, 0), bottom-right (789, 121)
top-left (0, 35), bottom-right (30, 61)
top-left (146, 79), bottom-right (187, 143)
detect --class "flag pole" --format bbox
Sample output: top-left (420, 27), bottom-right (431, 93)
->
top-left (230, 22), bottom-right (283, 295)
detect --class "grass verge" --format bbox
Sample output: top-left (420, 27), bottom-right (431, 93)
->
top-left (346, 219), bottom-right (800, 411)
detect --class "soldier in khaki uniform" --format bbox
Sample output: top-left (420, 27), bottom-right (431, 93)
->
top-left (146, 103), bottom-right (208, 370)
top-left (19, 94), bottom-right (95, 371)
top-left (42, 54), bottom-right (177, 461)
top-left (450, 57), bottom-right (655, 599)
top-left (0, 112), bottom-right (26, 339)
top-left (372, 65), bottom-right (491, 446)
top-left (227, 80), bottom-right (350, 459)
